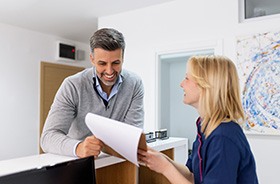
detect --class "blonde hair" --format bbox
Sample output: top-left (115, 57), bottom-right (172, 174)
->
top-left (188, 55), bottom-right (245, 137)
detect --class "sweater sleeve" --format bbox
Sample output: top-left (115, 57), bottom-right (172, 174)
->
top-left (40, 78), bottom-right (80, 157)
top-left (202, 136), bottom-right (240, 184)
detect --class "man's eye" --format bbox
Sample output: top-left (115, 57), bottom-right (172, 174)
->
top-left (113, 61), bottom-right (120, 65)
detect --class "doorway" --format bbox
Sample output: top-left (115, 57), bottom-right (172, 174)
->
top-left (157, 49), bottom-right (214, 150)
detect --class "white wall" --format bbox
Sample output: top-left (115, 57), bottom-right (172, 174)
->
top-left (0, 22), bottom-right (91, 161)
top-left (98, 0), bottom-right (280, 183)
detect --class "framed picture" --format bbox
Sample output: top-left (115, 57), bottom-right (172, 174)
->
top-left (236, 30), bottom-right (280, 135)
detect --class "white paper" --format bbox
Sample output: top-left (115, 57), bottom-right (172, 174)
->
top-left (85, 113), bottom-right (143, 166)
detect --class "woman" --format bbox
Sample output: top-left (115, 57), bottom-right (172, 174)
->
top-left (138, 55), bottom-right (258, 184)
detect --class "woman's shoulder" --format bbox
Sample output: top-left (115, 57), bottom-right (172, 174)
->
top-left (213, 121), bottom-right (243, 135)
top-left (208, 121), bottom-right (250, 149)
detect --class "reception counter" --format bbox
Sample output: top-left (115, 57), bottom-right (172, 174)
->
top-left (0, 137), bottom-right (188, 184)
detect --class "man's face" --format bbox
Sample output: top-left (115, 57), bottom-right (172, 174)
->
top-left (90, 48), bottom-right (123, 89)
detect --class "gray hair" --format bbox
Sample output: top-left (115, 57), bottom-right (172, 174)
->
top-left (90, 28), bottom-right (125, 55)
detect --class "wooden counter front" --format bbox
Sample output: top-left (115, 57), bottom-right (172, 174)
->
top-left (96, 161), bottom-right (136, 184)
top-left (139, 148), bottom-right (174, 184)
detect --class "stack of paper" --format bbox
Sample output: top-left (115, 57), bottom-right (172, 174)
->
top-left (85, 113), bottom-right (147, 166)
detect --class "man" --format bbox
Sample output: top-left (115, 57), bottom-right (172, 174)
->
top-left (41, 28), bottom-right (144, 158)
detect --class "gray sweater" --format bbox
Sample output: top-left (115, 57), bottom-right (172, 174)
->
top-left (40, 67), bottom-right (144, 156)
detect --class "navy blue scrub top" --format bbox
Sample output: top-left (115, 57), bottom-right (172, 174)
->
top-left (186, 118), bottom-right (258, 184)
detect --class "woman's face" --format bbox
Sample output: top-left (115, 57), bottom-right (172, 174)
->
top-left (180, 65), bottom-right (200, 109)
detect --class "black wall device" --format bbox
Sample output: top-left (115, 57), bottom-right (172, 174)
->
top-left (57, 42), bottom-right (76, 61)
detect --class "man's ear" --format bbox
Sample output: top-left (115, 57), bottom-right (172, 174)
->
top-left (90, 53), bottom-right (95, 66)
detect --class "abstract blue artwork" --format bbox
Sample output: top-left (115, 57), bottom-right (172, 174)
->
top-left (236, 30), bottom-right (280, 135)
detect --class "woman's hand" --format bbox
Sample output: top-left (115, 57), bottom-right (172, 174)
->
top-left (138, 147), bottom-right (194, 184)
top-left (138, 147), bottom-right (172, 174)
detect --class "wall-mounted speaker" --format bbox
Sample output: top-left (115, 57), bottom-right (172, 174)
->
top-left (77, 50), bottom-right (85, 61)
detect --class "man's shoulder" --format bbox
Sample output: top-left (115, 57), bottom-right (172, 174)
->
top-left (59, 68), bottom-right (93, 91)
top-left (65, 67), bottom-right (92, 82)
top-left (120, 69), bottom-right (144, 93)
top-left (121, 69), bottom-right (142, 82)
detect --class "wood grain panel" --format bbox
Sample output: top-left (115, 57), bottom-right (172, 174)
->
top-left (96, 161), bottom-right (137, 184)
top-left (139, 148), bottom-right (174, 184)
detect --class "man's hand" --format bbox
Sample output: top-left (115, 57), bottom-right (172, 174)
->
top-left (76, 135), bottom-right (103, 158)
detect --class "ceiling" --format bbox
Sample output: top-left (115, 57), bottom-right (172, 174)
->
top-left (0, 0), bottom-right (173, 43)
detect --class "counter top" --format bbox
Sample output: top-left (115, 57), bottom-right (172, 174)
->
top-left (0, 137), bottom-right (187, 177)
top-left (148, 137), bottom-right (187, 151)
